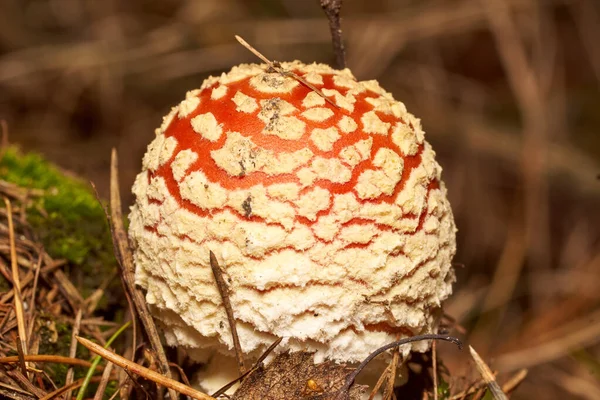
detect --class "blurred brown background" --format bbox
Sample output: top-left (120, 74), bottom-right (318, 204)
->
top-left (1, 0), bottom-right (599, 398)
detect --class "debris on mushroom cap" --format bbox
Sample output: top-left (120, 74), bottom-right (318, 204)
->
top-left (128, 61), bottom-right (457, 364)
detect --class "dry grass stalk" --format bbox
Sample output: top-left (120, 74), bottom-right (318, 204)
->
top-left (26, 255), bottom-right (42, 334)
top-left (0, 381), bottom-right (34, 400)
top-left (235, 34), bottom-right (340, 109)
top-left (501, 369), bottom-right (527, 393)
top-left (39, 376), bottom-right (104, 400)
top-left (7, 369), bottom-right (47, 398)
top-left (495, 308), bottom-right (600, 371)
top-left (92, 361), bottom-right (114, 400)
top-left (481, 0), bottom-right (551, 313)
top-left (4, 198), bottom-right (28, 371)
top-left (108, 148), bottom-right (176, 400)
top-left (432, 340), bottom-right (438, 400)
top-left (469, 345), bottom-right (507, 400)
top-left (367, 364), bottom-right (390, 400)
top-left (0, 354), bottom-right (101, 370)
top-left (64, 308), bottom-right (82, 400)
top-left (383, 346), bottom-right (400, 399)
top-left (76, 335), bottom-right (216, 400)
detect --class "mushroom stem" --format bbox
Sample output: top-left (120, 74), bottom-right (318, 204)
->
top-left (319, 0), bottom-right (346, 69)
top-left (209, 251), bottom-right (247, 376)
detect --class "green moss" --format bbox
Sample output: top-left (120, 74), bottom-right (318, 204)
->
top-left (0, 146), bottom-right (114, 273)
top-left (0, 149), bottom-right (124, 395)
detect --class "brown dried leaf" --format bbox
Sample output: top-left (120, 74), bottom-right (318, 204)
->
top-left (232, 351), bottom-right (366, 400)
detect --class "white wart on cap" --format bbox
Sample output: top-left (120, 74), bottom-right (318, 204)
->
top-left (129, 61), bottom-right (456, 364)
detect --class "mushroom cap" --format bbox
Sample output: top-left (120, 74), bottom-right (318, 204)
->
top-left (129, 61), bottom-right (456, 364)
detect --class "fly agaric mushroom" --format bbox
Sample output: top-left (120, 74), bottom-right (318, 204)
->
top-left (129, 61), bottom-right (456, 370)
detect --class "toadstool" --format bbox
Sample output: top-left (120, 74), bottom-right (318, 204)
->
top-left (129, 61), bottom-right (456, 376)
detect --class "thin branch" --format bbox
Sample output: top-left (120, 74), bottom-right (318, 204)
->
top-left (338, 334), bottom-right (462, 398)
top-left (169, 362), bottom-right (192, 387)
top-left (76, 336), bottom-right (216, 400)
top-left (319, 0), bottom-right (346, 69)
top-left (211, 337), bottom-right (282, 398)
top-left (234, 35), bottom-right (340, 109)
top-left (209, 251), bottom-right (246, 375)
top-left (256, 337), bottom-right (283, 365)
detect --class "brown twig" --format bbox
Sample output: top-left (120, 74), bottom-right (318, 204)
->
top-left (108, 149), bottom-right (176, 400)
top-left (469, 345), bottom-right (508, 400)
top-left (76, 336), bottom-right (216, 400)
top-left (234, 35), bottom-right (340, 109)
top-left (319, 0), bottom-right (346, 69)
top-left (0, 354), bottom-right (102, 370)
top-left (209, 251), bottom-right (246, 375)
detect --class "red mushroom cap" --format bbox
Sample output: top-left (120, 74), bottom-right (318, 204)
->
top-left (129, 61), bottom-right (456, 364)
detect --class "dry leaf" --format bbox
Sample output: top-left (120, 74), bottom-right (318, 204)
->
top-left (232, 352), bottom-right (366, 400)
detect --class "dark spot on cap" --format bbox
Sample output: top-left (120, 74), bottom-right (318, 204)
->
top-left (242, 195), bottom-right (252, 217)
